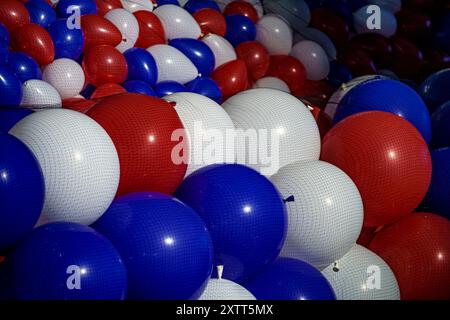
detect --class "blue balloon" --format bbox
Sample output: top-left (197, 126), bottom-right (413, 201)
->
top-left (244, 258), bottom-right (336, 300)
top-left (93, 192), bottom-right (214, 300)
top-left (48, 19), bottom-right (84, 60)
top-left (419, 68), bottom-right (450, 112)
top-left (0, 40), bottom-right (8, 63)
top-left (184, 0), bottom-right (221, 14)
top-left (123, 80), bottom-right (157, 96)
top-left (25, 0), bottom-right (57, 28)
top-left (7, 52), bottom-right (42, 83)
top-left (0, 66), bottom-right (22, 107)
top-left (56, 0), bottom-right (97, 18)
top-left (0, 22), bottom-right (9, 44)
top-left (225, 14), bottom-right (257, 47)
top-left (157, 0), bottom-right (180, 5)
top-left (2, 222), bottom-right (127, 300)
top-left (421, 148), bottom-right (450, 220)
top-left (154, 81), bottom-right (187, 97)
top-left (169, 38), bottom-right (215, 77)
top-left (433, 10), bottom-right (450, 53)
top-left (0, 109), bottom-right (33, 133)
top-left (124, 48), bottom-right (158, 86)
top-left (430, 101), bottom-right (450, 151)
top-left (185, 76), bottom-right (222, 103)
top-left (334, 79), bottom-right (432, 144)
top-left (0, 134), bottom-right (44, 251)
top-left (80, 83), bottom-right (95, 99)
top-left (175, 164), bottom-right (287, 283)
top-left (327, 60), bottom-right (353, 88)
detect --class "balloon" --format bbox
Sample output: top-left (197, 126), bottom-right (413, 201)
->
top-left (308, 103), bottom-right (333, 139)
top-left (184, 0), bottom-right (220, 14)
top-left (321, 111), bottom-right (432, 227)
top-left (295, 79), bottom-right (334, 108)
top-left (369, 0), bottom-right (401, 12)
top-left (334, 79), bottom-right (432, 144)
top-left (291, 40), bottom-right (330, 81)
top-left (201, 33), bottom-right (236, 69)
top-left (6, 52), bottom-right (41, 83)
top-left (263, 0), bottom-right (310, 32)
top-left (224, 14), bottom-right (256, 47)
top-left (154, 80), bottom-right (187, 97)
top-left (123, 47), bottom-right (158, 85)
top-left (322, 245), bottom-right (400, 300)
top-left (244, 258), bottom-right (336, 300)
top-left (56, 0), bottom-right (97, 17)
top-left (20, 79), bottom-right (62, 109)
top-left (396, 10), bottom-right (432, 42)
top-left (24, 0), bottom-right (56, 28)
top-left (433, 10), bottom-right (450, 53)
top-left (370, 213), bottom-right (450, 300)
top-left (0, 108), bottom-right (32, 133)
top-left (420, 48), bottom-right (450, 78)
top-left (421, 147), bottom-right (450, 219)
top-left (11, 23), bottom-right (54, 66)
top-left (123, 79), bottom-right (157, 96)
top-left (255, 14), bottom-right (293, 55)
top-left (93, 192), bottom-right (213, 300)
top-left (199, 278), bottom-right (256, 300)
top-left (157, 0), bottom-right (180, 5)
top-left (224, 0), bottom-right (259, 23)
top-left (81, 14), bottom-right (122, 52)
top-left (0, 65), bottom-right (22, 107)
top-left (430, 102), bottom-right (450, 150)
top-left (133, 11), bottom-right (165, 48)
top-left (120, 0), bottom-right (153, 12)
top-left (0, 22), bottom-right (8, 44)
top-left (0, 133), bottom-right (44, 251)
top-left (82, 45), bottom-right (128, 86)
top-left (310, 8), bottom-right (349, 50)
top-left (235, 40), bottom-right (269, 81)
top-left (266, 55), bottom-right (306, 96)
top-left (419, 68), bottom-right (450, 112)
top-left (354, 5), bottom-right (397, 37)
top-left (193, 8), bottom-right (227, 37)
top-left (175, 164), bottom-right (287, 282)
top-left (42, 58), bottom-right (85, 100)
top-left (95, 0), bottom-right (123, 16)
top-left (87, 93), bottom-right (187, 195)
top-left (105, 8), bottom-right (139, 52)
top-left (185, 76), bottom-right (222, 103)
top-left (169, 38), bottom-right (215, 76)
top-left (153, 4), bottom-right (201, 40)
top-left (80, 83), bottom-right (96, 99)
top-left (62, 97), bottom-right (96, 113)
top-left (390, 36), bottom-right (424, 78)
top-left (222, 88), bottom-right (320, 175)
top-left (91, 83), bottom-right (126, 99)
top-left (339, 47), bottom-right (376, 77)
top-left (211, 59), bottom-right (247, 100)
top-left (3, 222), bottom-right (127, 300)
top-left (327, 61), bottom-right (352, 88)
top-left (252, 76), bottom-right (290, 93)
top-left (295, 27), bottom-right (337, 61)
top-left (0, 0), bottom-right (30, 33)
top-left (348, 33), bottom-right (393, 69)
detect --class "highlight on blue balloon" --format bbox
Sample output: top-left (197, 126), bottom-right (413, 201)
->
top-left (0, 108), bottom-right (33, 133)
top-left (419, 68), bottom-right (450, 113)
top-left (154, 81), bottom-right (187, 97)
top-left (123, 80), bottom-right (157, 97)
top-left (124, 48), bottom-right (158, 86)
top-left (0, 66), bottom-right (23, 107)
top-left (7, 53), bottom-right (42, 83)
top-left (169, 38), bottom-right (215, 77)
top-left (56, 0), bottom-right (97, 18)
top-left (184, 0), bottom-right (221, 14)
top-left (185, 76), bottom-right (222, 104)
top-left (25, 0), bottom-right (57, 28)
top-left (225, 14), bottom-right (257, 47)
top-left (48, 19), bottom-right (84, 60)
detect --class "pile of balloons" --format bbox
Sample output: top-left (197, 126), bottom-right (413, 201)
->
top-left (0, 0), bottom-right (449, 301)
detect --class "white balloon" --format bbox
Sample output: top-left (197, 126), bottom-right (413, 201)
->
top-left (105, 8), bottom-right (139, 53)
top-left (294, 27), bottom-right (337, 61)
top-left (264, 0), bottom-right (310, 32)
top-left (199, 278), bottom-right (256, 300)
top-left (120, 0), bottom-right (153, 13)
top-left (270, 161), bottom-right (364, 270)
top-left (163, 92), bottom-right (235, 177)
top-left (42, 58), bottom-right (85, 99)
top-left (291, 40), bottom-right (330, 81)
top-left (10, 109), bottom-right (120, 225)
top-left (153, 4), bottom-right (201, 40)
top-left (222, 89), bottom-right (321, 176)
top-left (322, 245), bottom-right (400, 300)
top-left (354, 5), bottom-right (397, 37)
top-left (252, 77), bottom-right (290, 93)
top-left (201, 34), bottom-right (236, 70)
top-left (147, 44), bottom-right (198, 84)
top-left (256, 14), bottom-right (293, 55)
top-left (20, 80), bottom-right (61, 109)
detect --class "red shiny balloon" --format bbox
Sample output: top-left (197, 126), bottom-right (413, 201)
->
top-left (396, 10), bottom-right (432, 42)
top-left (0, 0), bottom-right (30, 33)
top-left (266, 55), bottom-right (306, 96)
top-left (193, 8), bottom-right (227, 37)
top-left (134, 10), bottom-right (166, 49)
top-left (11, 23), bottom-right (54, 66)
top-left (91, 83), bottom-right (126, 99)
top-left (87, 93), bottom-right (187, 195)
top-left (224, 0), bottom-right (259, 24)
top-left (235, 41), bottom-right (269, 81)
top-left (321, 111), bottom-right (432, 227)
top-left (339, 47), bottom-right (377, 77)
top-left (349, 33), bottom-right (393, 69)
top-left (295, 80), bottom-right (334, 108)
top-left (95, 0), bottom-right (123, 16)
top-left (211, 59), bottom-right (248, 100)
top-left (81, 14), bottom-right (122, 52)
top-left (390, 36), bottom-right (424, 78)
top-left (370, 213), bottom-right (450, 300)
top-left (356, 226), bottom-right (379, 248)
top-left (62, 98), bottom-right (97, 114)
top-left (82, 45), bottom-right (128, 86)
top-left (310, 8), bottom-right (349, 50)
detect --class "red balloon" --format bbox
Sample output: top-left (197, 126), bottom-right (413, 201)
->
top-left (235, 41), bottom-right (269, 81)
top-left (370, 213), bottom-right (450, 300)
top-left (303, 102), bottom-right (332, 140)
top-left (0, 0), bottom-right (30, 33)
top-left (91, 83), bottom-right (127, 99)
top-left (295, 80), bottom-right (334, 108)
top-left (390, 36), bottom-right (424, 78)
top-left (349, 33), bottom-right (393, 69)
top-left (420, 48), bottom-right (450, 78)
top-left (62, 98), bottom-right (97, 114)
top-left (339, 47), bottom-right (377, 77)
top-left (396, 10), bottom-right (432, 42)
top-left (266, 55), bottom-right (306, 96)
top-left (11, 23), bottom-right (54, 66)
top-left (321, 111), bottom-right (432, 227)
top-left (310, 8), bottom-right (349, 50)
top-left (82, 45), bottom-right (128, 87)
top-left (224, 0), bottom-right (259, 24)
top-left (134, 11), bottom-right (166, 49)
top-left (81, 14), bottom-right (122, 52)
top-left (193, 8), bottom-right (227, 37)
top-left (211, 59), bottom-right (248, 100)
top-left (356, 226), bottom-right (379, 248)
top-left (87, 93), bottom-right (187, 195)
top-left (20, 0), bottom-right (53, 6)
top-left (95, 0), bottom-right (123, 16)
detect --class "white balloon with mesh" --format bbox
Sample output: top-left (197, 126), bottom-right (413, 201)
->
top-left (256, 14), bottom-right (293, 55)
top-left (42, 58), bottom-right (85, 99)
top-left (147, 44), bottom-right (198, 84)
top-left (252, 77), bottom-right (290, 93)
top-left (153, 4), bottom-right (201, 40)
top-left (222, 88), bottom-right (320, 176)
top-left (105, 8), bottom-right (139, 53)
top-left (9, 109), bottom-right (120, 226)
top-left (291, 40), bottom-right (330, 81)
top-left (270, 160), bottom-right (364, 270)
top-left (198, 279), bottom-right (257, 300)
top-left (120, 0), bottom-right (153, 13)
top-left (163, 92), bottom-right (235, 177)
top-left (322, 245), bottom-right (400, 300)
top-left (201, 34), bottom-right (236, 70)
top-left (20, 80), bottom-right (62, 110)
